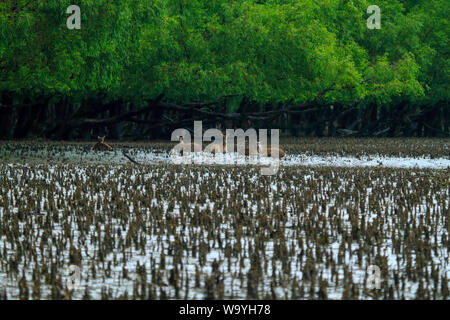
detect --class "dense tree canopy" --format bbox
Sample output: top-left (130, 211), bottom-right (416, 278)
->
top-left (0, 0), bottom-right (448, 139)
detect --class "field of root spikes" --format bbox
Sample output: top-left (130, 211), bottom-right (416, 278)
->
top-left (0, 139), bottom-right (449, 300)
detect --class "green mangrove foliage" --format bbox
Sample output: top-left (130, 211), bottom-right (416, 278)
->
top-left (0, 0), bottom-right (448, 138)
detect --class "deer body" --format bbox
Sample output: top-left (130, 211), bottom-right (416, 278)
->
top-left (238, 145), bottom-right (259, 156)
top-left (205, 132), bottom-right (228, 154)
top-left (93, 136), bottom-right (113, 151)
top-left (224, 133), bottom-right (258, 155)
top-left (179, 136), bottom-right (201, 153)
top-left (258, 142), bottom-right (286, 158)
top-left (265, 147), bottom-right (286, 158)
top-left (206, 142), bottom-right (224, 154)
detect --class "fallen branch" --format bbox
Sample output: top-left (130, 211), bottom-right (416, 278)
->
top-left (122, 150), bottom-right (140, 165)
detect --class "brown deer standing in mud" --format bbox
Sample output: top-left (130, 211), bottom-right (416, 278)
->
top-left (204, 124), bottom-right (228, 155)
top-left (93, 136), bottom-right (140, 164)
top-left (257, 141), bottom-right (286, 158)
top-left (178, 136), bottom-right (202, 154)
top-left (93, 136), bottom-right (113, 151)
top-left (238, 146), bottom-right (259, 156)
top-left (223, 129), bottom-right (259, 156)
top-left (236, 134), bottom-right (259, 156)
top-left (207, 132), bottom-right (257, 156)
top-left (207, 132), bottom-right (229, 154)
top-left (207, 128), bottom-right (285, 158)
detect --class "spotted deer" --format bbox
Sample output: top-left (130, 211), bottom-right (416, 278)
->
top-left (205, 125), bottom-right (228, 154)
top-left (257, 142), bottom-right (286, 158)
top-left (93, 136), bottom-right (113, 151)
top-left (238, 145), bottom-right (259, 156)
top-left (178, 136), bottom-right (202, 153)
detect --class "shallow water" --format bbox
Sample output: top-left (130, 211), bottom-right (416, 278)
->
top-left (3, 145), bottom-right (450, 169)
top-left (0, 144), bottom-right (449, 300)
